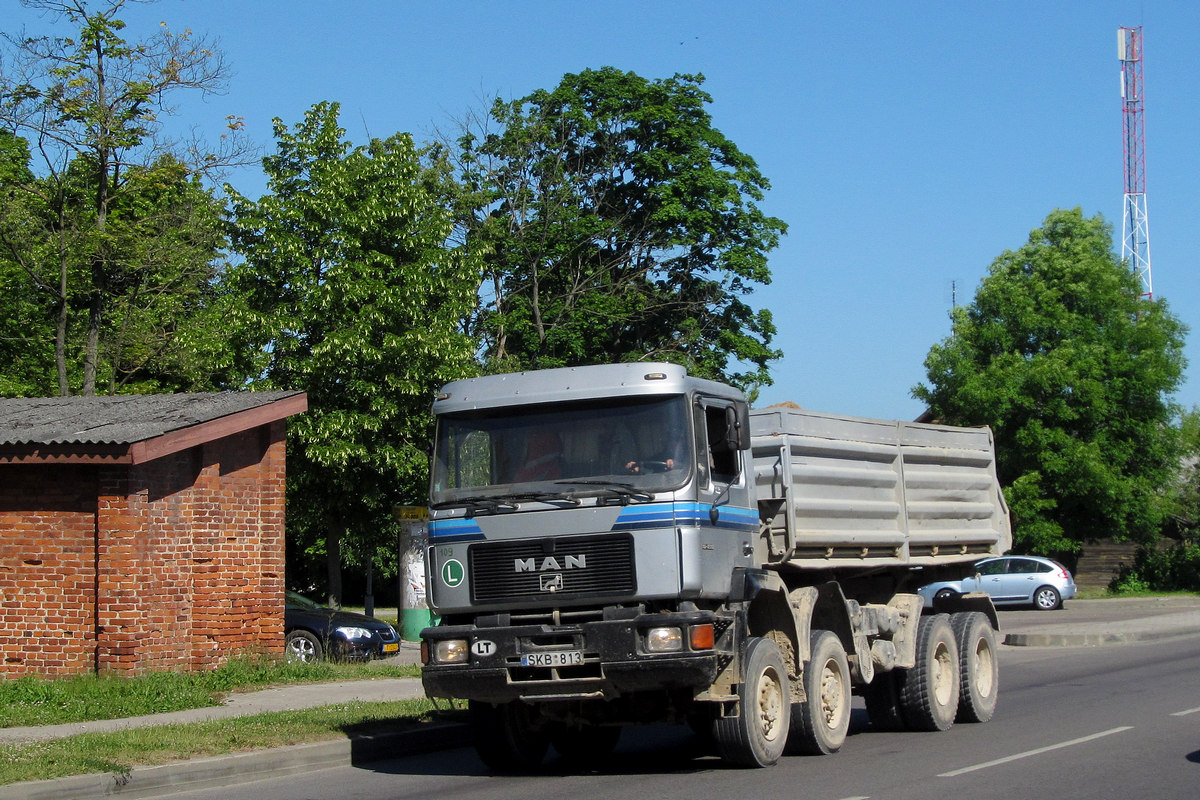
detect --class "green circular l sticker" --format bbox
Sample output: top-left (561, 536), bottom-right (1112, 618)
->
top-left (441, 558), bottom-right (465, 587)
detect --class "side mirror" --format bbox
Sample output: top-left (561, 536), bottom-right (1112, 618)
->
top-left (725, 403), bottom-right (751, 450)
top-left (724, 406), bottom-right (739, 452)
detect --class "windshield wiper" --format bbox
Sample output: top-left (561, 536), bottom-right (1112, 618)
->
top-left (553, 480), bottom-right (653, 503)
top-left (429, 496), bottom-right (519, 516)
top-left (504, 490), bottom-right (582, 506)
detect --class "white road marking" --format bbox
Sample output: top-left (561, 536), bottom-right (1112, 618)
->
top-left (1170, 706), bottom-right (1200, 717)
top-left (938, 726), bottom-right (1134, 777)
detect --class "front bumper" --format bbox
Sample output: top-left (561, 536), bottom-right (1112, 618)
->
top-left (332, 634), bottom-right (401, 661)
top-left (421, 610), bottom-right (724, 704)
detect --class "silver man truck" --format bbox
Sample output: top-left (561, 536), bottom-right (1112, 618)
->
top-left (420, 363), bottom-right (1010, 768)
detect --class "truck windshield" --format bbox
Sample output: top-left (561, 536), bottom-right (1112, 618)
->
top-left (431, 395), bottom-right (692, 505)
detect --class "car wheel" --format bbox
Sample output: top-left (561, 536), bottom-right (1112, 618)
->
top-left (285, 630), bottom-right (323, 663)
top-left (1034, 585), bottom-right (1062, 611)
top-left (934, 588), bottom-right (956, 602)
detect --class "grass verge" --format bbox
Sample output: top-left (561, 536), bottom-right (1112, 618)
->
top-left (0, 657), bottom-right (421, 728)
top-left (0, 698), bottom-right (465, 786)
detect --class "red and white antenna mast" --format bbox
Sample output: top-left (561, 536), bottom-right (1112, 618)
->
top-left (1119, 26), bottom-right (1152, 299)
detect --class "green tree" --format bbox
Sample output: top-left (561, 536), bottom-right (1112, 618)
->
top-left (914, 208), bottom-right (1188, 555)
top-left (1114, 405), bottom-right (1200, 592)
top-left (0, 0), bottom-right (249, 395)
top-left (0, 129), bottom-right (55, 396)
top-left (455, 67), bottom-right (785, 392)
top-left (1162, 406), bottom-right (1200, 540)
top-left (225, 102), bottom-right (481, 605)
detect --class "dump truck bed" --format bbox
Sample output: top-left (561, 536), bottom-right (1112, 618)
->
top-left (750, 406), bottom-right (1011, 569)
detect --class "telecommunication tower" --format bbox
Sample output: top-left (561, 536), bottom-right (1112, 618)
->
top-left (1118, 26), bottom-right (1152, 299)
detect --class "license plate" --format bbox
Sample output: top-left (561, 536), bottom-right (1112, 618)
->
top-left (382, 642), bottom-right (399, 654)
top-left (520, 650), bottom-right (583, 667)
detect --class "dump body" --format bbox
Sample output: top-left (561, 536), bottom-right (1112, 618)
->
top-left (750, 406), bottom-right (1011, 569)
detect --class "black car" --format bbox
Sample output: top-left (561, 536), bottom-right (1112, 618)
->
top-left (284, 591), bottom-right (401, 663)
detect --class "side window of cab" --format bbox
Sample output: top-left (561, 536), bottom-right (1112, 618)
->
top-left (696, 402), bottom-right (741, 485)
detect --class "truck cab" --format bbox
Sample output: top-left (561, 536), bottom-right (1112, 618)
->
top-left (422, 363), bottom-right (754, 709)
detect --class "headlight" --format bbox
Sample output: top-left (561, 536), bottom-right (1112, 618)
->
top-left (646, 626), bottom-right (683, 653)
top-left (434, 639), bottom-right (470, 664)
top-left (336, 626), bottom-right (373, 640)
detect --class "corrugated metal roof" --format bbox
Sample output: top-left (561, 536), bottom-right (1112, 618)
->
top-left (0, 391), bottom-right (304, 446)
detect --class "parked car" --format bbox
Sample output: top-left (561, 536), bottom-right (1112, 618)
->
top-left (284, 591), bottom-right (401, 663)
top-left (917, 555), bottom-right (1078, 611)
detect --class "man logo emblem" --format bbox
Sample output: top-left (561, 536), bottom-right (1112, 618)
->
top-left (540, 573), bottom-right (563, 592)
top-left (515, 554), bottom-right (586, 572)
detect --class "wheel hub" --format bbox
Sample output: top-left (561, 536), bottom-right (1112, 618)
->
top-left (756, 667), bottom-right (784, 742)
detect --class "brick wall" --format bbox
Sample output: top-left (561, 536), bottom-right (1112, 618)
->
top-left (0, 466), bottom-right (98, 677)
top-left (1, 420), bottom-right (287, 677)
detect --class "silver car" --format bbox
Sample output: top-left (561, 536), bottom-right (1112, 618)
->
top-left (917, 555), bottom-right (1078, 611)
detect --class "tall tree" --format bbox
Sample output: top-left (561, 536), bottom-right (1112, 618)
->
top-left (0, 129), bottom-right (55, 396)
top-left (914, 208), bottom-right (1188, 554)
top-left (0, 0), bottom-right (249, 395)
top-left (1163, 406), bottom-right (1200, 540)
top-left (225, 102), bottom-right (481, 605)
top-left (455, 67), bottom-right (786, 392)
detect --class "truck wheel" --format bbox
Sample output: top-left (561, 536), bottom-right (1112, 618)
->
top-left (863, 670), bottom-right (908, 731)
top-left (896, 614), bottom-right (959, 732)
top-left (951, 611), bottom-right (999, 723)
top-left (789, 630), bottom-right (851, 754)
top-left (469, 700), bottom-right (548, 771)
top-left (714, 636), bottom-right (791, 767)
top-left (550, 723), bottom-right (622, 764)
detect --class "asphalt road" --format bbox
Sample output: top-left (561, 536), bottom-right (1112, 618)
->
top-left (163, 625), bottom-right (1200, 800)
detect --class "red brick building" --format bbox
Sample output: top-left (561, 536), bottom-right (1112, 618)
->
top-left (0, 392), bottom-right (306, 677)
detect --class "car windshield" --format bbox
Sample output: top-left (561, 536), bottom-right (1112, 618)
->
top-left (286, 591), bottom-right (324, 611)
top-left (430, 395), bottom-right (692, 506)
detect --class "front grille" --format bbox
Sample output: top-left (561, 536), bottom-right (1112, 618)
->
top-left (470, 534), bottom-right (636, 603)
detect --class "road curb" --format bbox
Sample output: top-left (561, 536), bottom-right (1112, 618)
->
top-left (1004, 625), bottom-right (1200, 647)
top-left (0, 723), bottom-right (469, 800)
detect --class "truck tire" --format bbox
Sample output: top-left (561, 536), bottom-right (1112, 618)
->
top-left (789, 630), bottom-right (851, 754)
top-left (863, 670), bottom-right (908, 731)
top-left (714, 636), bottom-right (791, 767)
top-left (896, 614), bottom-right (959, 732)
top-left (469, 700), bottom-right (549, 771)
top-left (951, 611), bottom-right (999, 723)
top-left (550, 723), bottom-right (622, 764)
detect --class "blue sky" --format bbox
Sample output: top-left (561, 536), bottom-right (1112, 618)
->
top-left (7, 1), bottom-right (1198, 420)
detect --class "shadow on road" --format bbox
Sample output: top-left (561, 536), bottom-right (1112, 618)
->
top-left (357, 708), bottom-right (877, 778)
